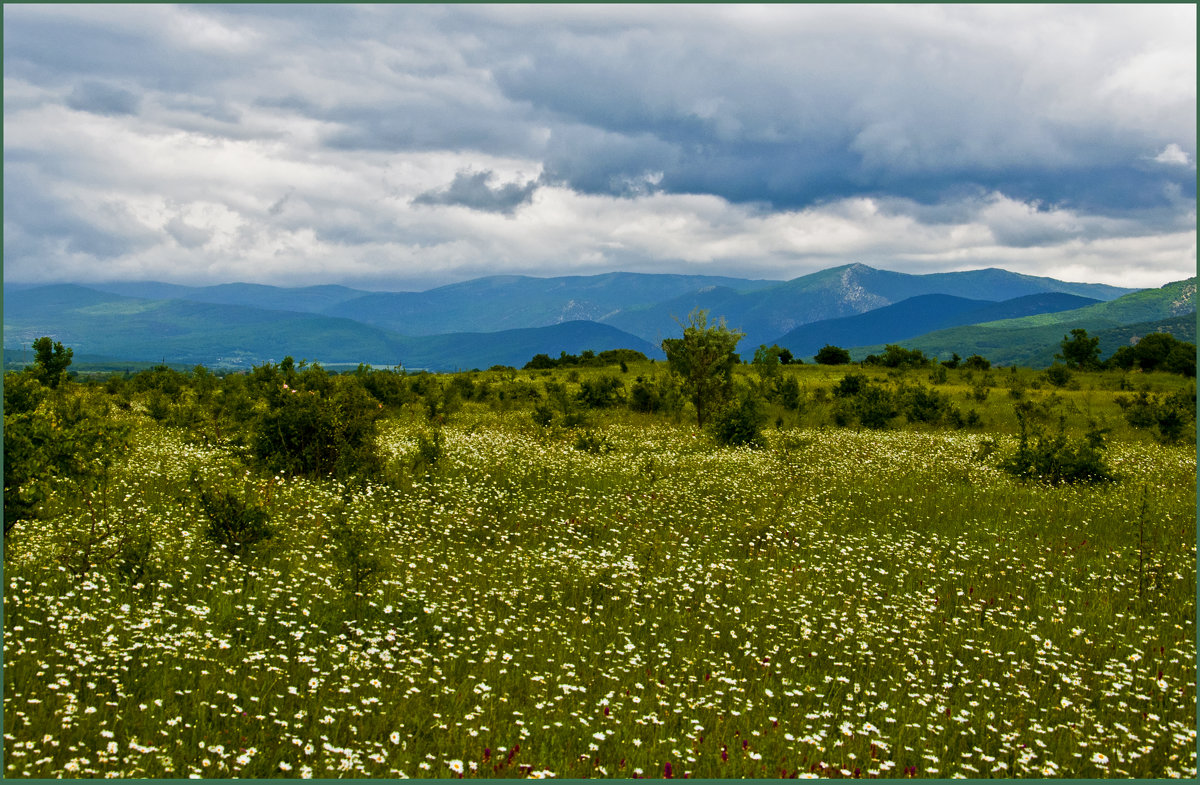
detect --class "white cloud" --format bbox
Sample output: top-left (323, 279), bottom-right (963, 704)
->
top-left (1154, 143), bottom-right (1193, 167)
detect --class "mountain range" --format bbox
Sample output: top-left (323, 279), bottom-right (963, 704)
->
top-left (4, 264), bottom-right (1190, 371)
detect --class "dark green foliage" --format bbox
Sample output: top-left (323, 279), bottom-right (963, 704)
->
top-left (752, 344), bottom-right (787, 380)
top-left (357, 365), bottom-right (413, 408)
top-left (928, 364), bottom-right (948, 384)
top-left (531, 402), bottom-right (556, 428)
top-left (863, 344), bottom-right (931, 369)
top-left (4, 372), bottom-right (51, 532)
top-left (899, 383), bottom-right (954, 424)
top-left (196, 483), bottom-right (273, 556)
top-left (129, 364), bottom-right (186, 396)
top-left (830, 374), bottom-right (899, 429)
top-left (523, 348), bottom-right (648, 370)
top-left (326, 504), bottom-right (387, 602)
top-left (1057, 328), bottom-right (1101, 369)
top-left (774, 375), bottom-right (802, 411)
top-left (1116, 388), bottom-right (1196, 444)
top-left (4, 373), bottom-right (132, 537)
top-left (814, 344), bottom-right (851, 365)
top-left (962, 354), bottom-right (991, 371)
top-left (1042, 363), bottom-right (1073, 388)
top-left (852, 384), bottom-right (900, 429)
top-left (941, 353), bottom-right (961, 369)
top-left (31, 336), bottom-right (73, 388)
top-left (999, 406), bottom-right (1115, 485)
top-left (253, 374), bottom-right (383, 478)
top-left (833, 372), bottom-right (867, 398)
top-left (1106, 332), bottom-right (1196, 376)
top-left (661, 309), bottom-right (744, 427)
top-left (410, 373), bottom-right (460, 423)
top-left (711, 391), bottom-right (767, 448)
top-left (572, 429), bottom-right (613, 454)
top-left (576, 374), bottom-right (625, 409)
top-left (411, 429), bottom-right (444, 473)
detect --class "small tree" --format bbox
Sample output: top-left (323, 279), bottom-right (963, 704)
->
top-left (814, 344), bottom-right (851, 365)
top-left (661, 309), bottom-right (745, 427)
top-left (1057, 328), bottom-right (1100, 370)
top-left (31, 336), bottom-right (73, 388)
top-left (752, 344), bottom-right (786, 381)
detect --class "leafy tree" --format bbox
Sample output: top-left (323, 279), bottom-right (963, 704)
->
top-left (31, 336), bottom-right (73, 388)
top-left (814, 344), bottom-right (851, 365)
top-left (661, 309), bottom-right (744, 427)
top-left (941, 353), bottom-right (962, 369)
top-left (1057, 328), bottom-right (1100, 370)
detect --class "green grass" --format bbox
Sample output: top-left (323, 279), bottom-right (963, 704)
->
top-left (3, 365), bottom-right (1196, 778)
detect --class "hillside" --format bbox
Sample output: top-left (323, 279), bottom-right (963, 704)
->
top-left (322, 272), bottom-right (777, 335)
top-left (3, 285), bottom-right (659, 371)
top-left (849, 277), bottom-right (1196, 366)
top-left (774, 291), bottom-right (1099, 358)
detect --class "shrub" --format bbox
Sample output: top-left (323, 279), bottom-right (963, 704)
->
top-left (412, 428), bottom-right (444, 473)
top-left (833, 372), bottom-right (867, 398)
top-left (900, 383), bottom-right (953, 424)
top-left (854, 384), bottom-right (900, 429)
top-left (628, 377), bottom-right (663, 413)
top-left (775, 375), bottom-right (802, 411)
top-left (253, 377), bottom-right (382, 479)
top-left (711, 392), bottom-right (767, 448)
top-left (573, 429), bottom-right (613, 454)
top-left (1116, 388), bottom-right (1196, 444)
top-left (577, 374), bottom-right (625, 408)
top-left (864, 344), bottom-right (930, 369)
top-left (962, 354), bottom-right (991, 371)
top-left (998, 412), bottom-right (1116, 485)
top-left (1042, 363), bottom-right (1073, 388)
top-left (326, 504), bottom-right (387, 605)
top-left (196, 483), bottom-right (273, 556)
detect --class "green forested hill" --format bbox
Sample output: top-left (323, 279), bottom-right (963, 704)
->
top-left (850, 278), bottom-right (1196, 366)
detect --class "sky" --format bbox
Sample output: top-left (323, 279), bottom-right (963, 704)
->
top-left (3, 3), bottom-right (1196, 291)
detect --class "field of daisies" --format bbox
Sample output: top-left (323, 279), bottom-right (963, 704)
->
top-left (5, 386), bottom-right (1195, 779)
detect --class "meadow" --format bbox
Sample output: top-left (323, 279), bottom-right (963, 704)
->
top-left (3, 358), bottom-right (1196, 778)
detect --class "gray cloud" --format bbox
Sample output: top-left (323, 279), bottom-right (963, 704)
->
top-left (413, 171), bottom-right (539, 214)
top-left (1, 4), bottom-right (1194, 289)
top-left (66, 80), bottom-right (140, 116)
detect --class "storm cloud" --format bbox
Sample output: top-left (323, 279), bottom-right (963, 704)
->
top-left (3, 4), bottom-right (1194, 290)
top-left (414, 171), bottom-right (539, 215)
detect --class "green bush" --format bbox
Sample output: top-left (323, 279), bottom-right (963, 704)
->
top-left (253, 377), bottom-right (382, 478)
top-left (711, 392), bottom-right (766, 447)
top-left (197, 484), bottom-right (273, 556)
top-left (577, 374), bottom-right (625, 408)
top-left (1116, 388), bottom-right (1196, 444)
top-left (999, 411), bottom-right (1115, 485)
